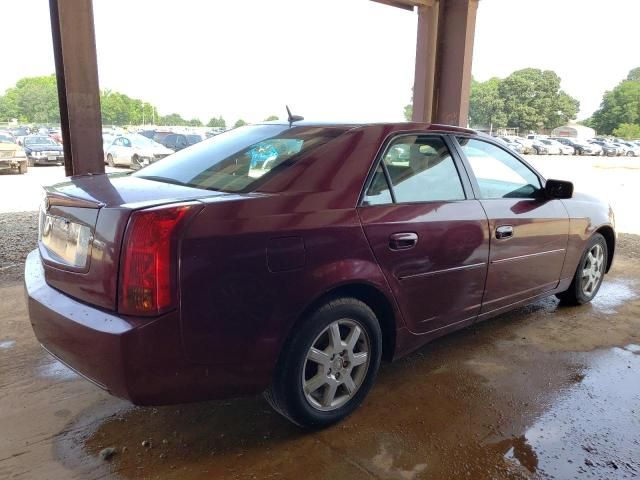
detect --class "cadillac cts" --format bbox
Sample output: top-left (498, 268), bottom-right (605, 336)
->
top-left (25, 122), bottom-right (615, 427)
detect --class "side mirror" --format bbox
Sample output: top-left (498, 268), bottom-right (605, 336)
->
top-left (545, 179), bottom-right (573, 199)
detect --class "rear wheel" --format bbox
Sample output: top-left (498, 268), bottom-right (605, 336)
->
top-left (557, 233), bottom-right (607, 305)
top-left (264, 297), bottom-right (382, 428)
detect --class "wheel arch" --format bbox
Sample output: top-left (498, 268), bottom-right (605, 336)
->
top-left (595, 225), bottom-right (615, 273)
top-left (290, 282), bottom-right (398, 362)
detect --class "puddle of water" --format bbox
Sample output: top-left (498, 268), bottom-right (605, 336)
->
top-left (591, 279), bottom-right (637, 314)
top-left (0, 340), bottom-right (16, 350)
top-left (512, 347), bottom-right (640, 478)
top-left (37, 360), bottom-right (78, 381)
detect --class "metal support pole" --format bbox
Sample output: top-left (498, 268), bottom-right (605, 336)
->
top-left (49, 0), bottom-right (104, 176)
top-left (412, 0), bottom-right (479, 126)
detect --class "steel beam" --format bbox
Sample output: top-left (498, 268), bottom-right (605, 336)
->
top-left (412, 0), bottom-right (479, 126)
top-left (49, 0), bottom-right (104, 176)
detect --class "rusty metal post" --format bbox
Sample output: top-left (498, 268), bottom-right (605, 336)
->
top-left (412, 0), bottom-right (479, 126)
top-left (411, 1), bottom-right (439, 123)
top-left (49, 0), bottom-right (104, 176)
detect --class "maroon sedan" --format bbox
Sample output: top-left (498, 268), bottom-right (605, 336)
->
top-left (25, 122), bottom-right (615, 427)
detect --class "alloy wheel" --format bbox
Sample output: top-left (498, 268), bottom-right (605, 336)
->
top-left (302, 319), bottom-right (370, 412)
top-left (581, 243), bottom-right (605, 297)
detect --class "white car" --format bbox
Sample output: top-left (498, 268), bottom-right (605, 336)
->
top-left (538, 139), bottom-right (564, 155)
top-left (105, 134), bottom-right (174, 169)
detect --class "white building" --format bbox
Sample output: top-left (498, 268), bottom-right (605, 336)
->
top-left (550, 124), bottom-right (596, 140)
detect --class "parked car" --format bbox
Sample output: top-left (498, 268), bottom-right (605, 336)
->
top-left (138, 129), bottom-right (157, 140)
top-left (551, 137), bottom-right (602, 156)
top-left (104, 133), bottom-right (174, 169)
top-left (154, 132), bottom-right (205, 151)
top-left (497, 136), bottom-right (524, 154)
top-left (548, 139), bottom-right (574, 155)
top-left (26, 122), bottom-right (616, 428)
top-left (588, 140), bottom-right (618, 157)
top-left (538, 139), bottom-right (563, 155)
top-left (618, 142), bottom-right (640, 156)
top-left (531, 140), bottom-right (549, 155)
top-left (509, 137), bottom-right (535, 154)
top-left (22, 135), bottom-right (64, 165)
top-left (0, 132), bottom-right (28, 174)
top-left (611, 142), bottom-right (629, 156)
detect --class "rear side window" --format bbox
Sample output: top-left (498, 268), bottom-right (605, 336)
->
top-left (134, 125), bottom-right (347, 193)
top-left (363, 135), bottom-right (465, 205)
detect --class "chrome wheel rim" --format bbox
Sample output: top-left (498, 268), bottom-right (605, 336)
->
top-left (302, 319), bottom-right (370, 412)
top-left (581, 243), bottom-right (605, 297)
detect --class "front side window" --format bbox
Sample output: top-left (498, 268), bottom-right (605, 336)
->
top-left (364, 135), bottom-right (465, 205)
top-left (133, 124), bottom-right (347, 193)
top-left (457, 137), bottom-right (542, 199)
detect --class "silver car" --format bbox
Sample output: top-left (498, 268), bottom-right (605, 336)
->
top-left (104, 134), bottom-right (174, 170)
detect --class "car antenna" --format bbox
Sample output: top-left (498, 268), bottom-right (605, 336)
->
top-left (286, 105), bottom-right (304, 127)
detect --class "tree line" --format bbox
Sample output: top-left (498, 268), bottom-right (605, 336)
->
top-left (405, 68), bottom-right (580, 132)
top-left (405, 66), bottom-right (640, 139)
top-left (0, 74), bottom-right (257, 129)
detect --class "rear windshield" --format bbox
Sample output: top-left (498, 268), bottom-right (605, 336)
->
top-left (133, 124), bottom-right (346, 192)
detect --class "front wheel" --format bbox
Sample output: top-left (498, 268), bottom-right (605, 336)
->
top-left (264, 297), bottom-right (382, 428)
top-left (557, 233), bottom-right (607, 305)
top-left (18, 161), bottom-right (28, 174)
top-left (107, 154), bottom-right (114, 167)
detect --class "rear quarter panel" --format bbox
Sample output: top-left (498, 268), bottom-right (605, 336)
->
top-left (178, 194), bottom-right (401, 385)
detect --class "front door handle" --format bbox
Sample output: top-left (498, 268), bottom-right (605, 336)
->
top-left (495, 225), bottom-right (514, 240)
top-left (389, 232), bottom-right (418, 250)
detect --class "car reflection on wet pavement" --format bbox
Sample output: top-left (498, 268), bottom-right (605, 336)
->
top-left (1, 257), bottom-right (639, 479)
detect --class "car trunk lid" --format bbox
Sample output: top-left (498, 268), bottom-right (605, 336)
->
top-left (39, 173), bottom-right (223, 311)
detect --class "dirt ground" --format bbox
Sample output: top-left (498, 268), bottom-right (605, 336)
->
top-left (1, 245), bottom-right (639, 479)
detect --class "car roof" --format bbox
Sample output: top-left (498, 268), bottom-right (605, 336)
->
top-left (256, 120), bottom-right (476, 135)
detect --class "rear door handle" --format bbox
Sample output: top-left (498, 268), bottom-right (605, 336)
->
top-left (495, 225), bottom-right (514, 239)
top-left (389, 232), bottom-right (418, 250)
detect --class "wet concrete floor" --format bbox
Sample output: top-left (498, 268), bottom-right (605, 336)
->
top-left (1, 257), bottom-right (639, 480)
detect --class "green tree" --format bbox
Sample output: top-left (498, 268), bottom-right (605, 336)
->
top-left (613, 123), bottom-right (640, 140)
top-left (233, 119), bottom-right (248, 128)
top-left (158, 113), bottom-right (188, 126)
top-left (264, 115), bottom-right (279, 121)
top-left (187, 118), bottom-right (203, 127)
top-left (591, 75), bottom-right (640, 134)
top-left (0, 75), bottom-right (59, 123)
top-left (403, 89), bottom-right (413, 120)
top-left (498, 68), bottom-right (579, 131)
top-left (469, 77), bottom-right (507, 129)
top-left (627, 67), bottom-right (640, 82)
top-left (207, 116), bottom-right (226, 128)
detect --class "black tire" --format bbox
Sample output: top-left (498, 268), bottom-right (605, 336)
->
top-left (28, 157), bottom-right (35, 167)
top-left (557, 233), bottom-right (607, 305)
top-left (264, 297), bottom-right (382, 428)
top-left (18, 161), bottom-right (28, 174)
top-left (131, 155), bottom-right (141, 170)
top-left (107, 154), bottom-right (114, 167)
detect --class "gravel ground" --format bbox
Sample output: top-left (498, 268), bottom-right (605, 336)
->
top-left (1, 209), bottom-right (639, 287)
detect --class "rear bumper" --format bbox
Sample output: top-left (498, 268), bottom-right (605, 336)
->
top-left (24, 250), bottom-right (267, 405)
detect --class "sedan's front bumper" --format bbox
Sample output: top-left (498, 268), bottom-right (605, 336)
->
top-left (24, 250), bottom-right (265, 405)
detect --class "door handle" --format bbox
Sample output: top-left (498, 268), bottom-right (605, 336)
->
top-left (495, 225), bottom-right (514, 239)
top-left (389, 232), bottom-right (418, 250)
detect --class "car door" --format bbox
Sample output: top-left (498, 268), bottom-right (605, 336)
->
top-left (453, 136), bottom-right (569, 316)
top-left (109, 137), bottom-right (123, 165)
top-left (120, 137), bottom-right (133, 165)
top-left (358, 134), bottom-right (490, 334)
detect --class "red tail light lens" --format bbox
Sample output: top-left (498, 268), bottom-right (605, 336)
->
top-left (119, 203), bottom-right (198, 316)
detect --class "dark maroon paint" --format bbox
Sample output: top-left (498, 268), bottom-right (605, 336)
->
top-left (25, 122), bottom-right (616, 405)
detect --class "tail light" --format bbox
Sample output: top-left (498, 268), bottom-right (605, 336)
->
top-left (119, 203), bottom-right (199, 316)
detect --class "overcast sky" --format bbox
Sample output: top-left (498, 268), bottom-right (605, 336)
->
top-left (2, 0), bottom-right (639, 124)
